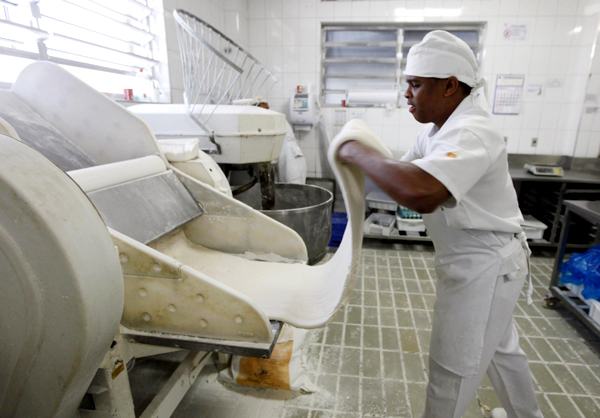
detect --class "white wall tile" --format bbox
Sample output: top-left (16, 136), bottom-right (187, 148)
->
top-left (299, 0), bottom-right (317, 18)
top-left (298, 19), bottom-right (318, 46)
top-left (265, 19), bottom-right (284, 47)
top-left (587, 132), bottom-right (600, 157)
top-left (282, 19), bottom-right (299, 46)
top-left (370, 1), bottom-right (392, 17)
top-left (480, 0), bottom-right (500, 16)
top-left (522, 103), bottom-right (543, 129)
top-left (511, 46), bottom-right (532, 74)
top-left (539, 102), bottom-right (561, 130)
top-left (299, 45), bottom-right (318, 73)
top-left (527, 46), bottom-right (551, 74)
top-left (492, 45), bottom-right (513, 73)
top-left (499, 0), bottom-right (520, 16)
top-left (316, 1), bottom-right (334, 19)
top-left (334, 1), bottom-right (353, 18)
top-left (536, 129), bottom-right (556, 154)
top-left (283, 44), bottom-right (299, 73)
top-left (235, 0), bottom-right (600, 158)
top-left (574, 129), bottom-right (590, 157)
top-left (547, 46), bottom-right (571, 75)
top-left (557, 0), bottom-right (579, 16)
top-left (382, 124), bottom-right (400, 149)
top-left (580, 112), bottom-right (594, 131)
top-left (267, 45), bottom-right (283, 73)
top-left (569, 45), bottom-right (594, 75)
top-left (517, 129), bottom-right (540, 153)
top-left (518, 0), bottom-right (539, 17)
top-left (503, 128), bottom-right (522, 153)
top-left (462, 0), bottom-right (482, 18)
top-left (591, 111), bottom-right (600, 131)
top-left (552, 16), bottom-right (577, 46)
top-left (383, 108), bottom-right (401, 125)
top-left (249, 18), bottom-right (266, 46)
top-left (351, 1), bottom-right (370, 17)
top-left (573, 16), bottom-right (598, 47)
top-left (537, 0), bottom-right (558, 16)
top-left (554, 129), bottom-right (577, 155)
top-left (265, 0), bottom-right (282, 19)
top-left (503, 113), bottom-right (523, 129)
top-left (532, 16), bottom-right (556, 46)
top-left (248, 0), bottom-right (265, 19)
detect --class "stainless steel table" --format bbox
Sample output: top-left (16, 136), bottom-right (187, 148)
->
top-left (548, 200), bottom-right (600, 337)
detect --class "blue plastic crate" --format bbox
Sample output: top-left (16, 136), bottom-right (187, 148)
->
top-left (329, 212), bottom-right (347, 247)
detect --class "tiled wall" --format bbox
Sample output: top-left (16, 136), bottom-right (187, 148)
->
top-left (160, 0), bottom-right (600, 178)
top-left (162, 0), bottom-right (249, 104)
top-left (242, 0), bottom-right (600, 178)
top-left (577, 28), bottom-right (600, 158)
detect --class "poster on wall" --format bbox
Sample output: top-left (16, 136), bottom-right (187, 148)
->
top-left (493, 75), bottom-right (525, 115)
top-left (501, 23), bottom-right (528, 42)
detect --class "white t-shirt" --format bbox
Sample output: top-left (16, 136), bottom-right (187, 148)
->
top-left (401, 96), bottom-right (523, 233)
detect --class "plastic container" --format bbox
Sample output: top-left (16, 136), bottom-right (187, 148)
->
top-left (396, 214), bottom-right (426, 232)
top-left (329, 212), bottom-right (347, 247)
top-left (521, 215), bottom-right (548, 240)
top-left (590, 300), bottom-right (600, 324)
top-left (366, 190), bottom-right (397, 212)
top-left (364, 213), bottom-right (396, 236)
top-left (397, 206), bottom-right (422, 220)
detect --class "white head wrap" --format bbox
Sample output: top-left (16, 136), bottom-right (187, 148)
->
top-left (405, 30), bottom-right (485, 93)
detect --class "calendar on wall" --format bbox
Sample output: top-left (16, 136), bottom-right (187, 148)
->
top-left (492, 75), bottom-right (525, 115)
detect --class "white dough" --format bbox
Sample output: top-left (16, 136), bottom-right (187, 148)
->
top-left (149, 119), bottom-right (392, 328)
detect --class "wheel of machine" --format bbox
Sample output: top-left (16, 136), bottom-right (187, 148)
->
top-left (0, 134), bottom-right (124, 418)
top-left (544, 296), bottom-right (561, 309)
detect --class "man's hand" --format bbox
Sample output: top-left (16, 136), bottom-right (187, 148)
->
top-left (337, 140), bottom-right (360, 164)
top-left (333, 140), bottom-right (451, 214)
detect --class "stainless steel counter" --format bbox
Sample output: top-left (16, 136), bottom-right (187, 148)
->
top-left (510, 168), bottom-right (600, 184)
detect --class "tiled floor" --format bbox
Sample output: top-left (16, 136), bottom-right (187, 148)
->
top-left (137, 244), bottom-right (600, 418)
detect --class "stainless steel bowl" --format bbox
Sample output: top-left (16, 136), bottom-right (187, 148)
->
top-left (236, 183), bottom-right (333, 265)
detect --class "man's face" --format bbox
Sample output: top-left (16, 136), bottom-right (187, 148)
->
top-left (404, 76), bottom-right (446, 125)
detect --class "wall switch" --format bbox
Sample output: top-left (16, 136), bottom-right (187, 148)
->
top-left (531, 137), bottom-right (538, 147)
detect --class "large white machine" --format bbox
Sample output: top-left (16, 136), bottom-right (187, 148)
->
top-left (0, 61), bottom-right (380, 417)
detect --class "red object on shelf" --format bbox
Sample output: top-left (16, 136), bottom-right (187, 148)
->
top-left (123, 89), bottom-right (133, 100)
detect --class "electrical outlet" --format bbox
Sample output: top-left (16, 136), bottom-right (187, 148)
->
top-left (531, 137), bottom-right (538, 147)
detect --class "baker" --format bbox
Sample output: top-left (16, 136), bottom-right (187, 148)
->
top-left (337, 31), bottom-right (543, 418)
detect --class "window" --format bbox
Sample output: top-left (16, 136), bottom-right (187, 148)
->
top-left (321, 23), bottom-right (484, 105)
top-left (0, 0), bottom-right (168, 102)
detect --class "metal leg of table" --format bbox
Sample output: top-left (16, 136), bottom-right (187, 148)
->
top-left (549, 208), bottom-right (600, 338)
top-left (550, 209), bottom-right (572, 288)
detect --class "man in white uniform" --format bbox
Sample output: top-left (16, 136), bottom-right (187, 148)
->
top-left (337, 31), bottom-right (543, 418)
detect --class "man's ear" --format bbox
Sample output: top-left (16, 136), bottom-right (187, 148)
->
top-left (443, 77), bottom-right (460, 97)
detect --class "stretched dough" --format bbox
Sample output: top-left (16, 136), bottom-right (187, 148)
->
top-left (151, 119), bottom-right (392, 328)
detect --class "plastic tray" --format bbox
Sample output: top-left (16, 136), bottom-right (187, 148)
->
top-left (366, 190), bottom-right (397, 212)
top-left (364, 213), bottom-right (395, 236)
top-left (396, 214), bottom-right (425, 232)
top-left (521, 215), bottom-right (548, 240)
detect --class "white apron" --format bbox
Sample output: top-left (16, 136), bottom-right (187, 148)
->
top-left (424, 208), bottom-right (531, 378)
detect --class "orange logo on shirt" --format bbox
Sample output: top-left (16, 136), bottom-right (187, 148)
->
top-left (446, 152), bottom-right (458, 158)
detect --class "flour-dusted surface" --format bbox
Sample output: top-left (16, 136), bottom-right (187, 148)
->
top-left (126, 248), bottom-right (600, 418)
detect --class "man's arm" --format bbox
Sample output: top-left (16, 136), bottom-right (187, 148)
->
top-left (337, 141), bottom-right (451, 214)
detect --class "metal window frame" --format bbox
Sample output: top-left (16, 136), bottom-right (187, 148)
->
top-left (321, 22), bottom-right (486, 106)
top-left (0, 0), bottom-right (164, 95)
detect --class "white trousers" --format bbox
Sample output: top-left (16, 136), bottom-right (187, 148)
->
top-left (423, 275), bottom-right (543, 418)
